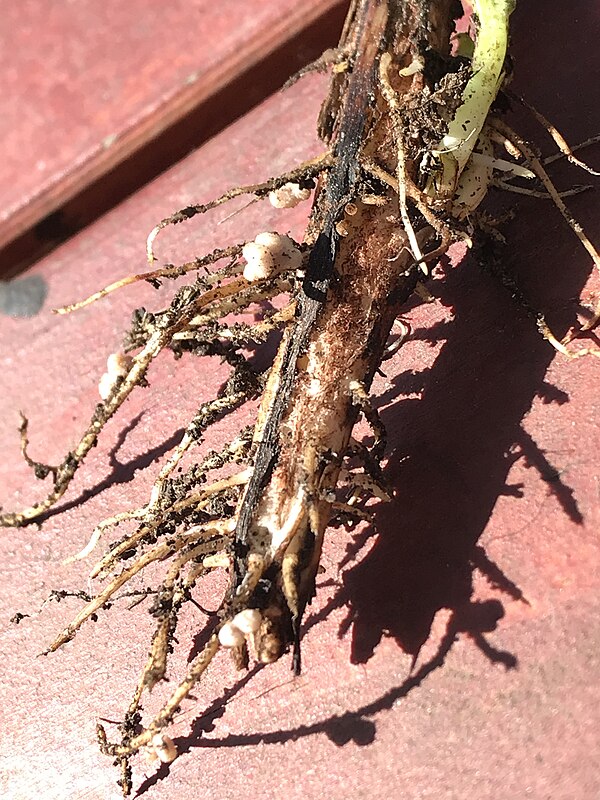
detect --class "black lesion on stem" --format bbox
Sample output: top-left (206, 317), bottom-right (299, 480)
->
top-left (233, 0), bottom-right (384, 565)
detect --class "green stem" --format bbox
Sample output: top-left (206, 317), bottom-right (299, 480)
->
top-left (435, 0), bottom-right (516, 191)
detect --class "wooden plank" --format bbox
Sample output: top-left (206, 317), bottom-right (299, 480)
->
top-left (0, 0), bottom-right (342, 263)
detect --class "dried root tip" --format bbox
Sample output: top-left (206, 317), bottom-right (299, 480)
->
top-left (538, 316), bottom-right (600, 359)
top-left (268, 182), bottom-right (311, 209)
top-left (242, 233), bottom-right (302, 281)
top-left (16, 412), bottom-right (58, 483)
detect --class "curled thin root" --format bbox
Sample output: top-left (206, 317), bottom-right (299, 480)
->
top-left (146, 155), bottom-right (331, 263)
top-left (54, 245), bottom-right (243, 314)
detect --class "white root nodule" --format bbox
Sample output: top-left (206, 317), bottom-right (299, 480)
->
top-left (242, 232), bottom-right (302, 282)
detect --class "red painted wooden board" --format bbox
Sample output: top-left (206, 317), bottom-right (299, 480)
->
top-left (0, 0), bottom-right (339, 254)
top-left (1, 3), bottom-right (600, 799)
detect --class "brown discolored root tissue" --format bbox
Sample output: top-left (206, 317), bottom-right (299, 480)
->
top-left (2, 0), bottom-right (600, 795)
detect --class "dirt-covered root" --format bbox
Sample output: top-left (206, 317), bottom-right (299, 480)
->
top-left (3, 1), bottom-right (600, 795)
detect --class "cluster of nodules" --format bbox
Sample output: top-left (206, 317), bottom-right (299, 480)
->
top-left (140, 609), bottom-right (263, 765)
top-left (268, 181), bottom-right (311, 209)
top-left (241, 231), bottom-right (303, 282)
top-left (217, 608), bottom-right (262, 648)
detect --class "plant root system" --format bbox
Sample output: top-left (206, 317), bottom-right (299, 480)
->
top-left (2, 1), bottom-right (599, 794)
